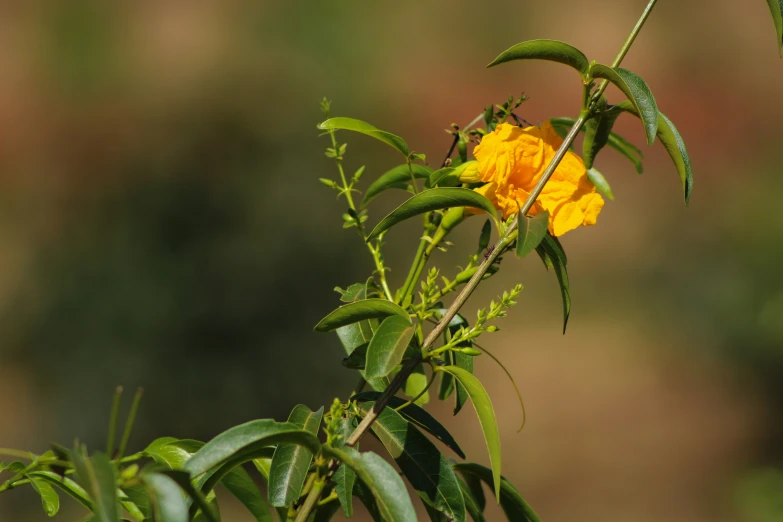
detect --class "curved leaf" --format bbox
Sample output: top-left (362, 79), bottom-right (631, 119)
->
top-left (353, 478), bottom-right (384, 522)
top-left (361, 403), bottom-right (466, 522)
top-left (144, 438), bottom-right (204, 469)
top-left (332, 415), bottom-right (358, 518)
top-left (454, 463), bottom-right (541, 522)
top-left (766, 0), bottom-right (783, 56)
top-left (363, 164), bottom-right (432, 205)
top-left (550, 117), bottom-right (643, 174)
top-left (26, 471), bottom-right (92, 510)
top-left (368, 188), bottom-right (497, 240)
top-left (315, 299), bottom-right (410, 332)
top-left (457, 476), bottom-right (486, 522)
top-left (268, 405), bottom-right (324, 507)
top-left (488, 39), bottom-right (589, 77)
top-left (462, 472), bottom-right (486, 512)
top-left (222, 466), bottom-right (274, 522)
top-left (535, 233), bottom-right (570, 332)
top-left (143, 473), bottom-right (189, 522)
top-left (159, 470), bottom-right (219, 522)
top-left (352, 392), bottom-right (465, 458)
top-left (318, 117), bottom-right (410, 157)
top-left (515, 211), bottom-right (549, 260)
top-left (29, 475), bottom-right (60, 517)
top-left (437, 366), bottom-right (502, 499)
top-left (322, 446), bottom-right (418, 522)
top-left (122, 485), bottom-right (152, 520)
top-left (589, 64), bottom-right (659, 145)
top-left (426, 167), bottom-right (460, 188)
top-left (583, 107), bottom-right (623, 169)
top-left (364, 315), bottom-right (416, 379)
top-left (184, 420), bottom-right (320, 478)
top-left (72, 448), bottom-right (118, 522)
top-left (587, 167), bottom-right (614, 201)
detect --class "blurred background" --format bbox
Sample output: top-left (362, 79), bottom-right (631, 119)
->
top-left (1, 0), bottom-right (782, 520)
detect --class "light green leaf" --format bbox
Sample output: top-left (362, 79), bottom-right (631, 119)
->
top-left (457, 476), bottom-right (486, 522)
top-left (29, 475), bottom-right (60, 517)
top-left (515, 211), bottom-right (549, 260)
top-left (364, 315), bottom-right (415, 379)
top-left (315, 299), bottom-right (410, 332)
top-left (144, 438), bottom-right (204, 469)
top-left (72, 448), bottom-right (119, 522)
top-left (487, 39), bottom-right (589, 78)
top-left (362, 403), bottom-right (466, 522)
top-left (222, 466), bottom-right (274, 522)
top-left (426, 167), bottom-right (460, 188)
top-left (404, 363), bottom-right (431, 405)
top-left (454, 463), bottom-right (541, 522)
top-left (587, 167), bottom-right (614, 201)
top-left (368, 188), bottom-right (497, 240)
top-left (589, 64), bottom-right (659, 145)
top-left (363, 164), bottom-right (432, 205)
top-left (143, 473), bottom-right (189, 522)
top-left (766, 0), bottom-right (783, 56)
top-left (535, 233), bottom-right (570, 332)
top-left (268, 405), bottom-right (324, 507)
top-left (437, 366), bottom-right (502, 499)
top-left (322, 446), bottom-right (418, 522)
top-left (318, 117), bottom-right (410, 157)
top-left (26, 471), bottom-right (92, 510)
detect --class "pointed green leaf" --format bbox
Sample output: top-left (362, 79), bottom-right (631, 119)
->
top-left (535, 233), bottom-right (570, 332)
top-left (322, 446), bottom-right (418, 522)
top-left (268, 405), bottom-right (324, 507)
top-left (351, 392), bottom-right (465, 458)
top-left (144, 438), bottom-right (204, 469)
top-left (426, 167), bottom-right (461, 188)
top-left (550, 117), bottom-right (643, 174)
top-left (143, 473), bottom-right (189, 522)
top-left (515, 211), bottom-right (549, 260)
top-left (315, 299), bottom-right (410, 332)
top-left (29, 475), bottom-right (60, 517)
top-left (333, 464), bottom-right (357, 518)
top-left (368, 188), bottom-right (497, 240)
top-left (766, 0), bottom-right (783, 55)
top-left (488, 39), bottom-right (589, 78)
top-left (583, 107), bottom-right (623, 169)
top-left (437, 366), bottom-right (502, 499)
top-left (461, 473), bottom-right (486, 512)
top-left (477, 219), bottom-right (492, 253)
top-left (438, 350), bottom-right (456, 400)
top-left (453, 350), bottom-right (474, 416)
top-left (454, 463), bottom-right (541, 522)
top-left (433, 310), bottom-right (474, 415)
top-left (122, 485), bottom-right (152, 520)
top-left (318, 117), bottom-right (410, 157)
top-left (589, 64), bottom-right (659, 145)
top-left (222, 466), bottom-right (274, 522)
top-left (26, 471), bottom-right (92, 510)
top-left (361, 403), bottom-right (466, 522)
top-left (158, 469), bottom-right (219, 522)
top-left (457, 476), bottom-right (486, 522)
top-left (252, 459), bottom-right (289, 522)
top-left (72, 448), bottom-right (118, 522)
top-left (363, 164), bottom-right (433, 205)
top-left (587, 167), bottom-right (614, 201)
top-left (364, 315), bottom-right (415, 379)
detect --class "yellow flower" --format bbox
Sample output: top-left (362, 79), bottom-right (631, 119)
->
top-left (472, 121), bottom-right (604, 236)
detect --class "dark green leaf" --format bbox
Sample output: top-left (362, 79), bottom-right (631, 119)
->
top-left (535, 233), bottom-right (570, 331)
top-left (318, 117), bottom-right (410, 157)
top-left (362, 403), bottom-right (466, 522)
top-left (438, 350), bottom-right (455, 400)
top-left (766, 0), bottom-right (783, 55)
top-left (315, 299), bottom-right (410, 332)
top-left (29, 475), bottom-right (60, 517)
top-left (515, 211), bottom-right (549, 260)
top-left (121, 485), bottom-right (152, 520)
top-left (222, 466), bottom-right (274, 522)
top-left (353, 479), bottom-right (383, 522)
top-left (583, 106), bottom-right (623, 169)
top-left (322, 446), bottom-right (418, 522)
top-left (26, 471), bottom-right (92, 510)
top-left (426, 167), bottom-right (460, 188)
top-left (368, 188), bottom-right (497, 240)
top-left (477, 219), bottom-right (492, 253)
top-left (589, 64), bottom-right (659, 145)
top-left (252, 459), bottom-right (289, 522)
top-left (434, 311), bottom-right (473, 415)
top-left (351, 392), bottom-right (465, 458)
top-left (550, 117), bottom-right (643, 174)
top-left (587, 167), bottom-right (614, 201)
top-left (424, 501), bottom-right (448, 521)
top-left (268, 405), bottom-right (324, 507)
top-left (457, 476), bottom-right (486, 522)
top-left (454, 463), bottom-right (541, 522)
top-left (453, 351), bottom-right (474, 416)
top-left (488, 39), bottom-right (589, 77)
top-left (158, 470), bottom-right (219, 522)
top-left (143, 473), bottom-right (189, 522)
top-left (437, 366), bottom-right (502, 499)
top-left (364, 316), bottom-right (415, 379)
top-left (462, 473), bottom-right (486, 512)
top-left (342, 342), bottom-right (369, 369)
top-left (72, 448), bottom-right (119, 522)
top-left (313, 498), bottom-right (342, 522)
top-left (363, 164), bottom-right (432, 205)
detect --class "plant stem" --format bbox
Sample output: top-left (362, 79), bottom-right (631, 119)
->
top-left (293, 479), bottom-right (325, 522)
top-left (399, 225), bottom-right (447, 305)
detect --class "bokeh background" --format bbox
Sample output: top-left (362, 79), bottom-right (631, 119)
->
top-left (1, 1), bottom-right (783, 520)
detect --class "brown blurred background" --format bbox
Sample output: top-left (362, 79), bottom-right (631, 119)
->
top-left (1, 0), bottom-right (782, 520)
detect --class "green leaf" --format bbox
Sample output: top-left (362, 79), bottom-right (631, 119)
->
top-left (222, 466), bottom-right (274, 522)
top-left (477, 219), bottom-right (492, 253)
top-left (587, 167), bottom-right (614, 200)
top-left (184, 420), bottom-right (321, 478)
top-left (457, 476), bottom-right (486, 522)
top-left (322, 446), bottom-right (418, 522)
top-left (351, 392), bottom-right (465, 458)
top-left (29, 475), bottom-right (60, 517)
top-left (333, 463), bottom-right (357, 518)
top-left (353, 479), bottom-right (383, 522)
top-left (144, 438), bottom-right (204, 469)
top-left (453, 350), bottom-right (474, 416)
top-left (143, 473), bottom-right (189, 522)
top-left (589, 64), bottom-right (659, 145)
top-left (362, 403), bottom-right (466, 522)
top-left (72, 448), bottom-right (119, 522)
top-left (550, 117), bottom-right (643, 174)
top-left (315, 299), bottom-right (410, 332)
top-left (426, 167), bottom-right (460, 188)
top-left (404, 363), bottom-right (431, 406)
top-left (582, 106), bottom-right (623, 169)
top-left (433, 310), bottom-right (473, 415)
top-left (515, 211), bottom-right (549, 260)
top-left (437, 366), bottom-right (502, 499)
top-left (487, 39), bottom-right (589, 78)
top-left (363, 164), bottom-right (433, 205)
top-left (364, 315), bottom-right (416, 379)
top-left (252, 460), bottom-right (289, 522)
top-left (461, 473), bottom-right (486, 512)
top-left (318, 117), bottom-right (410, 157)
top-left (766, 0), bottom-right (783, 56)
top-left (454, 463), bottom-right (541, 522)
top-left (535, 233), bottom-right (570, 332)
top-left (268, 405), bottom-right (324, 507)
top-left (610, 101), bottom-right (693, 204)
top-left (122, 485), bottom-right (152, 520)
top-left (368, 188), bottom-right (497, 240)
top-left (438, 350), bottom-right (455, 400)
top-left (26, 471), bottom-right (93, 510)
top-left (158, 470), bottom-right (219, 522)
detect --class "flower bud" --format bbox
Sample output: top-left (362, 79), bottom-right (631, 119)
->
top-left (457, 347), bottom-right (482, 356)
top-left (453, 161), bottom-right (481, 183)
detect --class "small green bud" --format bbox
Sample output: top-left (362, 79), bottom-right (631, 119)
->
top-left (120, 464), bottom-right (139, 481)
top-left (458, 138), bottom-right (468, 162)
top-left (452, 161), bottom-right (481, 183)
top-left (486, 325), bottom-right (499, 333)
top-left (440, 206), bottom-right (466, 232)
top-left (319, 178), bottom-right (337, 188)
top-left (457, 347), bottom-right (482, 356)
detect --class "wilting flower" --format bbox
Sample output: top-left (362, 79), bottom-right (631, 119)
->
top-left (471, 121), bottom-right (604, 236)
